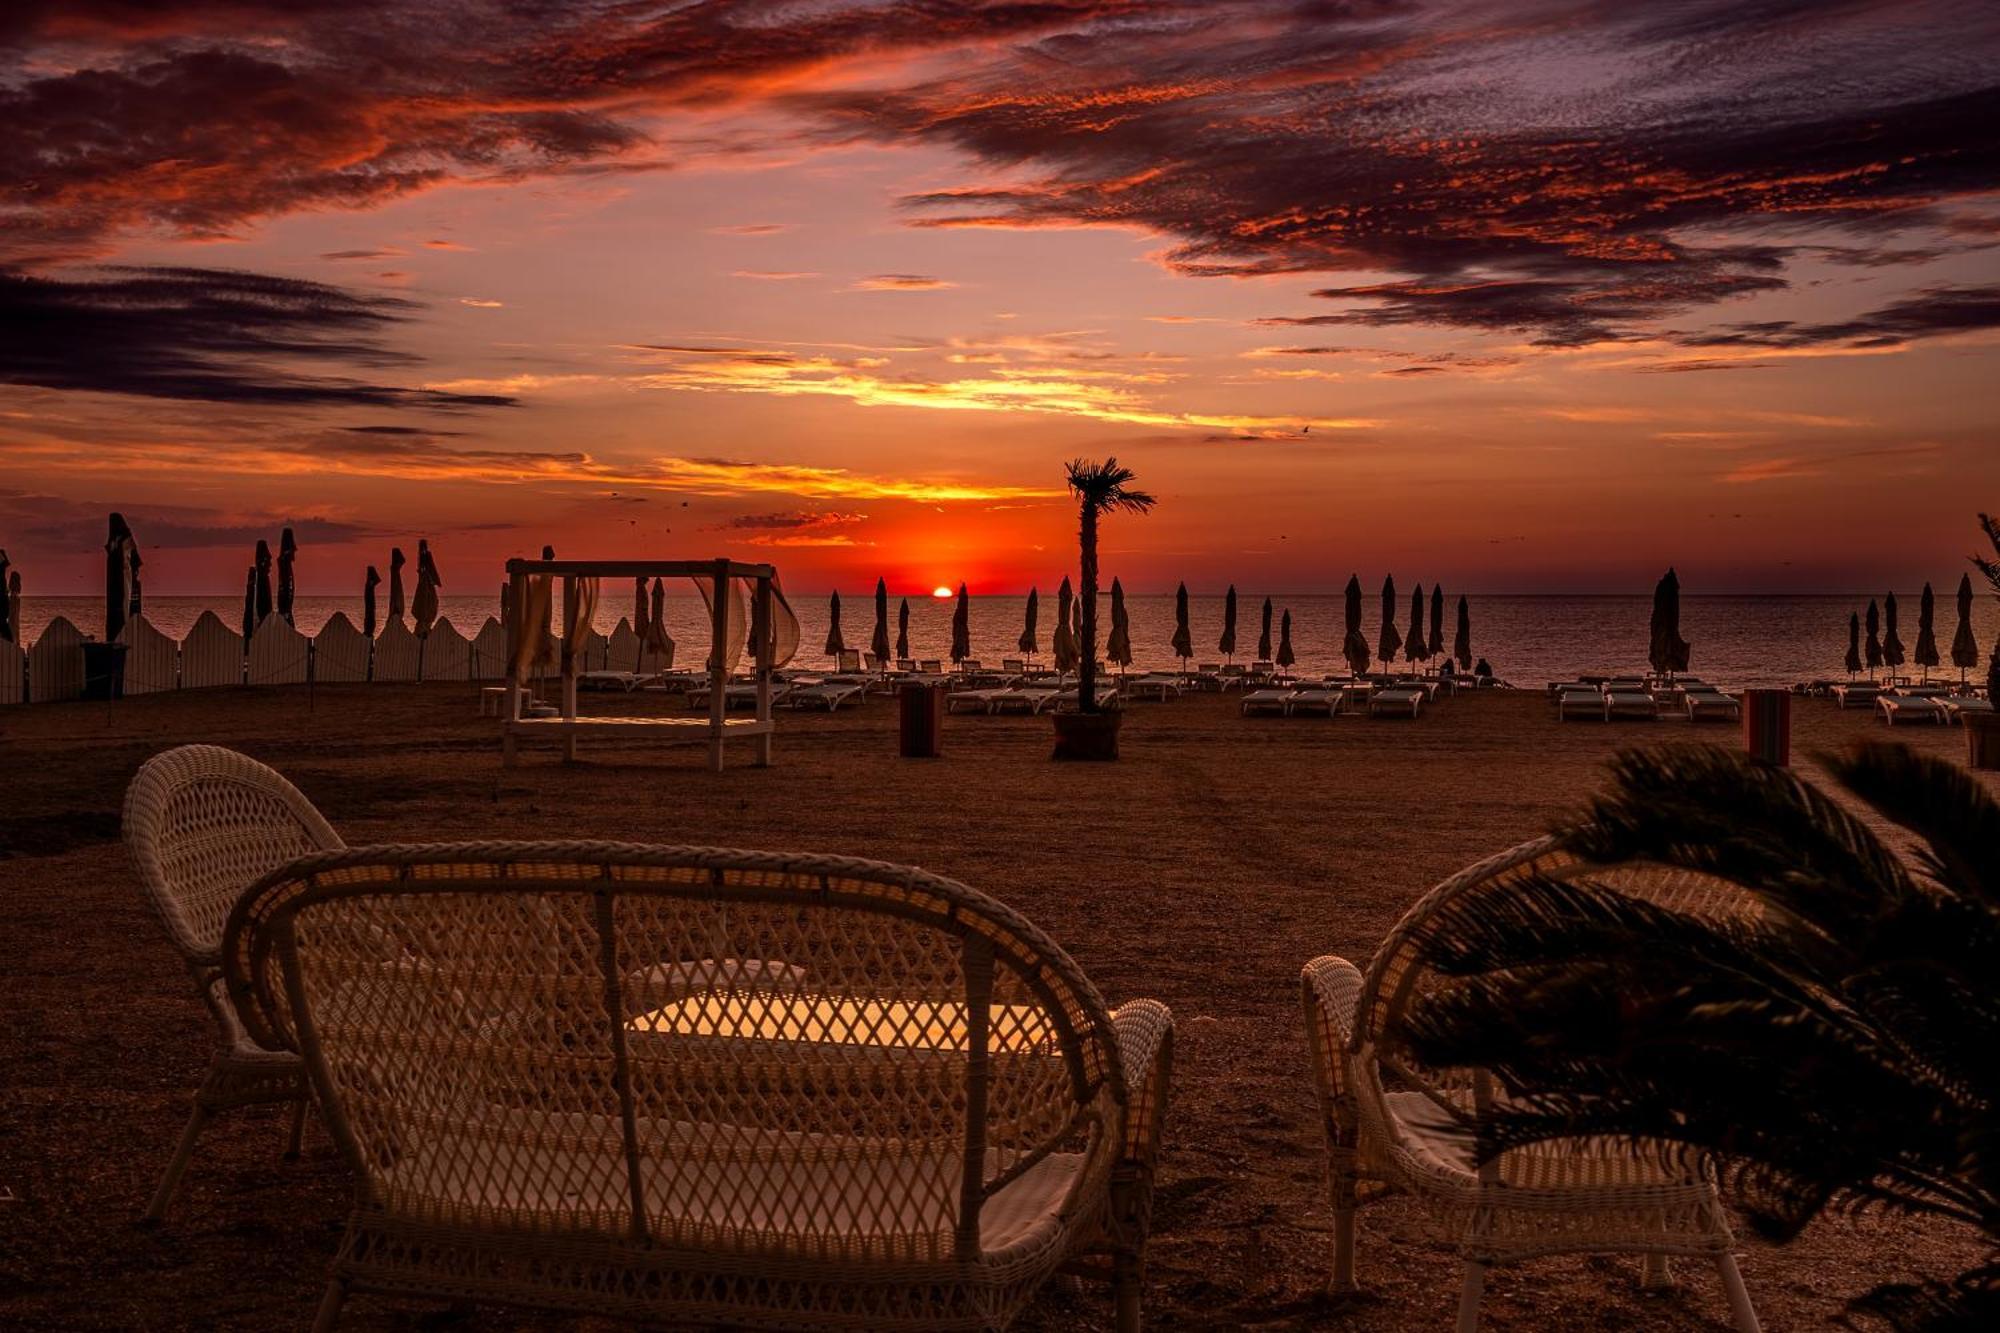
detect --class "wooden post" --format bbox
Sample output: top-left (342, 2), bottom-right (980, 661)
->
top-left (502, 567), bottom-right (526, 766)
top-left (708, 559), bottom-right (729, 773)
top-left (753, 574), bottom-right (774, 767)
top-left (561, 574), bottom-right (579, 763)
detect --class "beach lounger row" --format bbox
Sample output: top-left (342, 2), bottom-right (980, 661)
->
top-left (1240, 682), bottom-right (1428, 718)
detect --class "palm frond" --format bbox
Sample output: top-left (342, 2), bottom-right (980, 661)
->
top-left (1974, 512), bottom-right (2000, 596)
top-left (1827, 741), bottom-right (2000, 908)
top-left (1065, 456), bottom-right (1156, 514)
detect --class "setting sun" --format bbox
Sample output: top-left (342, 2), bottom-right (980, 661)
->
top-left (931, 586), bottom-right (954, 598)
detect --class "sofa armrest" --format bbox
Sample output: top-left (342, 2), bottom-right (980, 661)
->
top-left (1110, 999), bottom-right (1173, 1168)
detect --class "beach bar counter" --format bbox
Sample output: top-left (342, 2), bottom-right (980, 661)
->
top-left (502, 557), bottom-right (778, 771)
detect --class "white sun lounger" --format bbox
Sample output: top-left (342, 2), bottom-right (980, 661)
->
top-left (782, 681), bottom-right (865, 711)
top-left (1604, 689), bottom-right (1658, 721)
top-left (1877, 694), bottom-right (1947, 725)
top-left (1683, 689), bottom-right (1740, 722)
top-left (577, 670), bottom-right (659, 692)
top-left (1833, 682), bottom-right (1882, 709)
top-left (946, 687), bottom-right (1012, 714)
top-left (1940, 695), bottom-right (1995, 723)
top-left (1369, 685), bottom-right (1424, 719)
top-left (1284, 687), bottom-right (1342, 716)
top-left (1124, 675), bottom-right (1183, 702)
top-left (686, 681), bottom-right (788, 710)
top-left (1556, 686), bottom-right (1604, 721)
top-left (1241, 688), bottom-right (1293, 716)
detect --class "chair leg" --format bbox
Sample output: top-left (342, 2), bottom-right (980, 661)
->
top-left (1642, 1251), bottom-right (1673, 1288)
top-left (1717, 1253), bottom-right (1761, 1333)
top-left (1329, 1201), bottom-right (1357, 1294)
top-left (1112, 1250), bottom-right (1142, 1333)
top-left (1454, 1261), bottom-right (1486, 1333)
top-left (284, 1096), bottom-right (309, 1160)
top-left (310, 1278), bottom-right (347, 1333)
top-left (144, 1102), bottom-right (212, 1222)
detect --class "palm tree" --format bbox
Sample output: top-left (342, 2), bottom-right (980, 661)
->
top-left (1974, 512), bottom-right (2000, 703)
top-left (1396, 741), bottom-right (1998, 1330)
top-left (1066, 458), bottom-right (1155, 715)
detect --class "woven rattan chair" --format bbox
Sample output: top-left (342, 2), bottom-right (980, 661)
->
top-left (123, 744), bottom-right (343, 1220)
top-left (224, 841), bottom-right (1173, 1332)
top-left (1301, 837), bottom-right (1761, 1333)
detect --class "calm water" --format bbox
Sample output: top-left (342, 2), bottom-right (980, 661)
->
top-left (16, 591), bottom-right (1995, 689)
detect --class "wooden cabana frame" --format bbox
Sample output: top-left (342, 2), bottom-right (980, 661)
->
top-left (501, 558), bottom-right (777, 771)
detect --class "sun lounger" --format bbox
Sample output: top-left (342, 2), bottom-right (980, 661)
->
top-left (1052, 685), bottom-right (1120, 712)
top-left (1241, 687), bottom-right (1293, 716)
top-left (781, 680), bottom-right (865, 711)
top-left (1604, 689), bottom-right (1658, 721)
top-left (577, 669), bottom-right (658, 692)
top-left (1680, 688), bottom-right (1744, 720)
top-left (1940, 695), bottom-right (1994, 723)
top-left (1286, 686), bottom-right (1342, 716)
top-left (946, 687), bottom-right (1012, 714)
top-left (1833, 682), bottom-right (1882, 709)
top-left (1683, 689), bottom-right (1740, 723)
top-left (990, 686), bottom-right (1062, 715)
top-left (686, 681), bottom-right (788, 710)
top-left (1556, 686), bottom-right (1603, 721)
top-left (1125, 674), bottom-right (1182, 702)
top-left (1877, 694), bottom-right (1946, 725)
top-left (1369, 685), bottom-right (1424, 719)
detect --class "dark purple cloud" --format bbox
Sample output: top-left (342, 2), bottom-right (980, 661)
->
top-left (0, 266), bottom-right (516, 407)
top-left (1671, 284), bottom-right (2000, 350)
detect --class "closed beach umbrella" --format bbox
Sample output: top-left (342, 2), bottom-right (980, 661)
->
top-left (1454, 595), bottom-right (1471, 669)
top-left (1053, 577), bottom-right (1076, 671)
top-left (1882, 591), bottom-right (1905, 675)
top-left (1648, 568), bottom-right (1691, 675)
top-left (871, 577), bottom-right (891, 664)
top-left (1257, 596), bottom-right (1273, 662)
top-left (897, 597), bottom-right (911, 661)
top-left (1019, 586), bottom-right (1039, 657)
top-left (1914, 583), bottom-right (1939, 681)
top-left (253, 539), bottom-right (273, 628)
top-left (632, 574), bottom-right (649, 663)
top-left (1276, 609), bottom-right (1295, 670)
top-left (1845, 612), bottom-right (1862, 677)
top-left (363, 566), bottom-right (380, 638)
top-left (242, 567), bottom-right (256, 642)
top-left (1429, 583), bottom-right (1445, 658)
top-left (105, 513), bottom-right (135, 643)
top-left (6, 569), bottom-right (17, 645)
top-left (1377, 574), bottom-right (1401, 670)
top-left (0, 548), bottom-right (11, 643)
top-left (951, 583), bottom-right (971, 663)
top-left (1107, 578), bottom-right (1132, 669)
top-left (1171, 582), bottom-right (1193, 665)
top-left (1343, 575), bottom-right (1370, 677)
top-left (412, 538), bottom-right (440, 636)
top-left (1865, 599), bottom-right (1882, 676)
top-left (1219, 585), bottom-right (1237, 662)
top-left (824, 590), bottom-right (845, 658)
top-left (1405, 584), bottom-right (1425, 665)
top-left (276, 526), bottom-right (297, 625)
top-left (388, 547), bottom-right (406, 621)
top-left (1952, 574), bottom-right (1979, 682)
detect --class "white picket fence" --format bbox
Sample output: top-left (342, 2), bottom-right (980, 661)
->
top-left (0, 611), bottom-right (536, 703)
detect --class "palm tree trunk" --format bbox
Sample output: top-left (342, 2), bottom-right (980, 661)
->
top-left (1079, 502), bottom-right (1098, 714)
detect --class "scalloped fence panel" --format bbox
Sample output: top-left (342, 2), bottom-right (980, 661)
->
top-left (120, 614), bottom-right (179, 694)
top-left (179, 611), bottom-right (243, 689)
top-left (313, 612), bottom-right (370, 682)
top-left (0, 636), bottom-right (23, 704)
top-left (421, 618), bottom-right (472, 681)
top-left (374, 618), bottom-right (420, 681)
top-left (469, 617), bottom-right (507, 680)
top-left (27, 616), bottom-right (86, 702)
top-left (247, 616), bottom-right (310, 686)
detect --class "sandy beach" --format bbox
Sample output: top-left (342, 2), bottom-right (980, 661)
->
top-left (2, 684), bottom-right (1991, 1331)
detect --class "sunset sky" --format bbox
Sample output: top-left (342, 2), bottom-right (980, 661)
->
top-left (3, 0), bottom-right (1997, 596)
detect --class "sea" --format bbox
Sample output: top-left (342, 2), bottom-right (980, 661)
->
top-left (13, 592), bottom-right (1995, 690)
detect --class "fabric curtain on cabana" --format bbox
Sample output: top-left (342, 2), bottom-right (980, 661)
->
top-left (744, 575), bottom-right (800, 669)
top-left (696, 574), bottom-right (750, 671)
top-left (561, 577), bottom-right (599, 671)
top-left (511, 575), bottom-right (553, 677)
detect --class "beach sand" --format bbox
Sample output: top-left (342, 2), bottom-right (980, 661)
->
top-left (1, 683), bottom-right (1989, 1330)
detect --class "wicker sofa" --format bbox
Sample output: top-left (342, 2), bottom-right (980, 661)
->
top-left (1300, 837), bottom-right (1760, 1332)
top-left (224, 841), bottom-right (1172, 1332)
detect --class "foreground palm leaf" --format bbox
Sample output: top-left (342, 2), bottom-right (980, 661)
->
top-left (1396, 742), bottom-right (1999, 1330)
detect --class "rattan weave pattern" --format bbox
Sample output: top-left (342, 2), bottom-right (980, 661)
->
top-left (1300, 836), bottom-right (1761, 1332)
top-left (225, 841), bottom-right (1173, 1331)
top-left (122, 744), bottom-right (344, 1220)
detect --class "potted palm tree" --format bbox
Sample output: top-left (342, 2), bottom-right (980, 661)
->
top-left (1398, 741), bottom-right (1999, 1329)
top-left (1052, 458), bottom-right (1154, 761)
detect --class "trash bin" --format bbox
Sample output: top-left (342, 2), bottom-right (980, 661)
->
top-left (82, 641), bottom-right (128, 701)
top-left (1742, 688), bottom-right (1789, 766)
top-left (898, 682), bottom-right (944, 758)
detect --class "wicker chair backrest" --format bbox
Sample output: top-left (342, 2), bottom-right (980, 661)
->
top-left (226, 842), bottom-right (1127, 1262)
